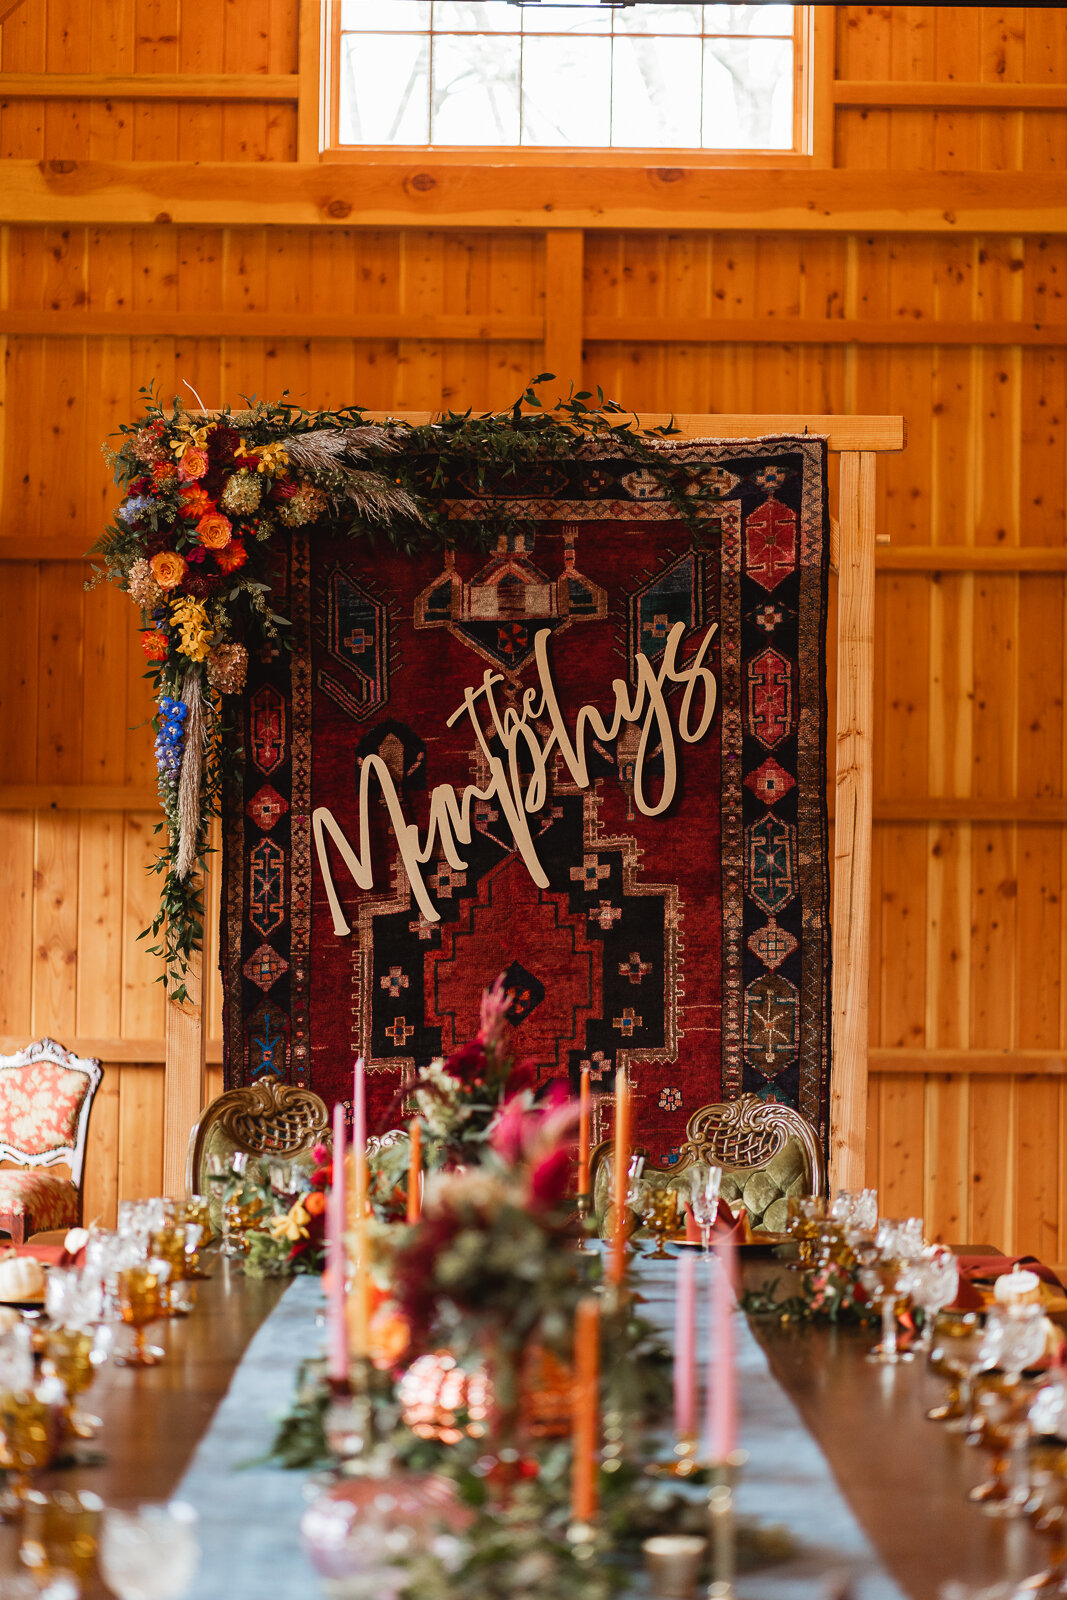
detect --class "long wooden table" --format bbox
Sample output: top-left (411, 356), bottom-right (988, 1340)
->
top-left (0, 1256), bottom-right (1052, 1599)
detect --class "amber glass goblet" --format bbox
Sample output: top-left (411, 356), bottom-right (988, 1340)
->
top-left (175, 1198), bottom-right (211, 1278)
top-left (787, 1194), bottom-right (827, 1268)
top-left (928, 1312), bottom-right (986, 1430)
top-left (1023, 1445), bottom-right (1067, 1595)
top-left (641, 1189), bottom-right (680, 1259)
top-left (21, 1487), bottom-right (103, 1584)
top-left (115, 1266), bottom-right (164, 1367)
top-left (149, 1226), bottom-right (189, 1316)
top-left (0, 1391), bottom-right (55, 1507)
top-left (45, 1327), bottom-right (98, 1441)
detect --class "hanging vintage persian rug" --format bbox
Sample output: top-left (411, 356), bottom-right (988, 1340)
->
top-left (221, 435), bottom-right (831, 1162)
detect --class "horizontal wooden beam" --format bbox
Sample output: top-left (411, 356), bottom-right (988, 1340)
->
top-left (0, 1036), bottom-right (223, 1065)
top-left (870, 1049), bottom-right (1067, 1077)
top-left (1, 160), bottom-right (1064, 233)
top-left (584, 317), bottom-right (1067, 348)
top-left (5, 309), bottom-right (1058, 348)
top-left (873, 797), bottom-right (1067, 824)
top-left (0, 310), bottom-right (544, 341)
top-left (0, 73), bottom-right (299, 101)
top-left (834, 80), bottom-right (1067, 111)
top-left (877, 545), bottom-right (1067, 573)
top-left (0, 785), bottom-right (158, 810)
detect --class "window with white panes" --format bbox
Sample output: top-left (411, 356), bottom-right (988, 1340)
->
top-left (332, 3), bottom-right (800, 153)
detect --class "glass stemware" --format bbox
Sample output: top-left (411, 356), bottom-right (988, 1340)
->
top-left (44, 1327), bottom-right (100, 1441)
top-left (115, 1266), bottom-right (165, 1368)
top-left (855, 1219), bottom-right (922, 1364)
top-left (786, 1194), bottom-right (827, 1268)
top-left (21, 1488), bottom-right (103, 1585)
top-left (688, 1165), bottom-right (724, 1256)
top-left (641, 1188), bottom-right (680, 1259)
top-left (929, 1313), bottom-right (994, 1433)
top-left (966, 1308), bottom-right (1047, 1518)
top-left (99, 1502), bottom-right (199, 1600)
top-left (1023, 1446), bottom-right (1067, 1595)
top-left (905, 1245), bottom-right (960, 1354)
top-left (0, 1389), bottom-right (55, 1508)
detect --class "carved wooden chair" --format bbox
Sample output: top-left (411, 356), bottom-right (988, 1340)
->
top-left (592, 1092), bottom-right (825, 1238)
top-left (0, 1039), bottom-right (103, 1244)
top-left (185, 1076), bottom-right (330, 1217)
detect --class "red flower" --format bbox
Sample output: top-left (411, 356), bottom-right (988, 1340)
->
top-left (140, 630), bottom-right (168, 661)
top-left (129, 476), bottom-right (150, 495)
top-left (215, 540), bottom-right (248, 574)
top-left (528, 1146), bottom-right (572, 1209)
top-left (208, 425), bottom-right (241, 466)
top-left (152, 462), bottom-right (178, 487)
top-left (445, 1041), bottom-right (488, 1086)
top-left (503, 1057), bottom-right (538, 1100)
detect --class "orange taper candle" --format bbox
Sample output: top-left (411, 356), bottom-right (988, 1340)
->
top-left (577, 1066), bottom-right (591, 1199)
top-left (610, 1068), bottom-right (630, 1287)
top-left (571, 1295), bottom-right (601, 1524)
top-left (407, 1119), bottom-right (422, 1224)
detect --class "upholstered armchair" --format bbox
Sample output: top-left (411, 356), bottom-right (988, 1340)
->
top-left (0, 1039), bottom-right (102, 1244)
top-left (592, 1091), bottom-right (826, 1239)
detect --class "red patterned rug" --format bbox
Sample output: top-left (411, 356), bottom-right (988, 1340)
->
top-left (221, 435), bottom-right (831, 1162)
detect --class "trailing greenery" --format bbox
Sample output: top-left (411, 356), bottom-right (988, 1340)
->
top-left (91, 377), bottom-right (711, 997)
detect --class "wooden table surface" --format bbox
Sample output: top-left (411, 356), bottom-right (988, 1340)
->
top-left (0, 1254), bottom-right (1052, 1599)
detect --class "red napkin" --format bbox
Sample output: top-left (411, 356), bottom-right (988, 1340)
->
top-left (11, 1243), bottom-right (86, 1269)
top-left (683, 1199), bottom-right (746, 1245)
top-left (947, 1254), bottom-right (1064, 1311)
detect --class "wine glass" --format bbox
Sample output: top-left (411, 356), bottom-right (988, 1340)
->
top-left (905, 1245), bottom-right (960, 1354)
top-left (20, 1487), bottom-right (103, 1585)
top-left (930, 1314), bottom-right (995, 1433)
top-left (786, 1194), bottom-right (827, 1268)
top-left (856, 1220), bottom-right (922, 1364)
top-left (115, 1266), bottom-right (165, 1368)
top-left (0, 1388), bottom-right (55, 1508)
top-left (968, 1308), bottom-right (1047, 1518)
top-left (830, 1189), bottom-right (878, 1233)
top-left (99, 1502), bottom-right (199, 1600)
top-left (44, 1327), bottom-right (100, 1442)
top-left (689, 1166), bottom-right (725, 1256)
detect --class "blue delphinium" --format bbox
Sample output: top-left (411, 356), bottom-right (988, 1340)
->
top-left (154, 694), bottom-right (189, 808)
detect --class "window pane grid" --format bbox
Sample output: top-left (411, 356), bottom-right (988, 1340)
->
top-left (338, 3), bottom-right (795, 151)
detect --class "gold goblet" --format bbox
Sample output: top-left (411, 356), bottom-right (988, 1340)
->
top-left (150, 1225), bottom-right (190, 1316)
top-left (642, 1188), bottom-right (680, 1260)
top-left (0, 1390), bottom-right (54, 1507)
top-left (176, 1197), bottom-right (211, 1278)
top-left (44, 1327), bottom-right (99, 1441)
top-left (21, 1487), bottom-right (103, 1584)
top-left (115, 1266), bottom-right (165, 1367)
top-left (787, 1194), bottom-right (827, 1268)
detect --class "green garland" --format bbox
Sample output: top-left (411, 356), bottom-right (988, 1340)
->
top-left (91, 378), bottom-right (709, 1000)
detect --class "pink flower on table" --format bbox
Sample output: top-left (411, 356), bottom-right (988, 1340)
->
top-left (476, 975), bottom-right (511, 1048)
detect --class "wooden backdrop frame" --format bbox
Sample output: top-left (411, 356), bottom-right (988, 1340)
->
top-left (162, 411), bottom-right (906, 1198)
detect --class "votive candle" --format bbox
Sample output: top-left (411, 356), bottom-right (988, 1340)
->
top-left (577, 1065), bottom-right (591, 1199)
top-left (610, 1068), bottom-right (631, 1287)
top-left (674, 1248), bottom-right (696, 1437)
top-left (706, 1236), bottom-right (738, 1465)
top-left (571, 1295), bottom-right (601, 1524)
top-left (407, 1119), bottom-right (422, 1224)
top-left (327, 1102), bottom-right (348, 1384)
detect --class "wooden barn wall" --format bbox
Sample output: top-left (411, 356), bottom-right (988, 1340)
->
top-left (0, 2), bottom-right (1066, 1247)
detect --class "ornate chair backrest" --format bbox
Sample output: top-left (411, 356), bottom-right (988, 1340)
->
top-left (0, 1039), bottom-right (102, 1188)
top-left (680, 1094), bottom-right (826, 1196)
top-left (185, 1077), bottom-right (330, 1197)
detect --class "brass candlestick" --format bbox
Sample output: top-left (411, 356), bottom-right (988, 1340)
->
top-left (707, 1450), bottom-right (747, 1600)
top-left (575, 1193), bottom-right (591, 1251)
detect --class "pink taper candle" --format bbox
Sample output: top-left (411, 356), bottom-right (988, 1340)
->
top-left (609, 1069), bottom-right (630, 1288)
top-left (706, 1236), bottom-right (738, 1464)
top-left (350, 1059), bottom-right (369, 1356)
top-left (674, 1248), bottom-right (696, 1437)
top-left (327, 1102), bottom-right (348, 1384)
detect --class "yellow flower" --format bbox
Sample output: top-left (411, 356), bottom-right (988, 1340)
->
top-left (269, 1199), bottom-right (309, 1243)
top-left (169, 596), bottom-right (214, 663)
top-left (254, 441), bottom-right (290, 478)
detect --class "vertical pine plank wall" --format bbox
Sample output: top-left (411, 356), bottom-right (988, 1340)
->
top-left (0, 4), bottom-right (1065, 1250)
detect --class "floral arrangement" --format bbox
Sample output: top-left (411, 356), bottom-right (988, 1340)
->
top-left (92, 382), bottom-right (698, 997)
top-left (739, 1260), bottom-right (876, 1326)
top-left (235, 1149), bottom-right (332, 1279)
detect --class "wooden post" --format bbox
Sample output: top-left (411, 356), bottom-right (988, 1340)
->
top-left (830, 450), bottom-right (876, 1192)
top-left (543, 230), bottom-right (584, 392)
top-left (162, 863), bottom-right (209, 1198)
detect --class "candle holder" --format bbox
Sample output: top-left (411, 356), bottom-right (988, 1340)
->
top-left (574, 1194), bottom-right (592, 1251)
top-left (647, 1430), bottom-right (703, 1479)
top-left (706, 1450), bottom-right (747, 1600)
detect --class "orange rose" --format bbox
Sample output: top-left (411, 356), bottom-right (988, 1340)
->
top-left (149, 550), bottom-right (187, 590)
top-left (196, 510), bottom-right (233, 550)
top-left (303, 1190), bottom-right (326, 1218)
top-left (179, 484), bottom-right (212, 520)
top-left (140, 629), bottom-right (169, 660)
top-left (215, 540), bottom-right (248, 574)
top-left (178, 445), bottom-right (209, 481)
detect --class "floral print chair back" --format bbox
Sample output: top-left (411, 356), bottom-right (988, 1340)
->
top-left (0, 1039), bottom-right (103, 1243)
